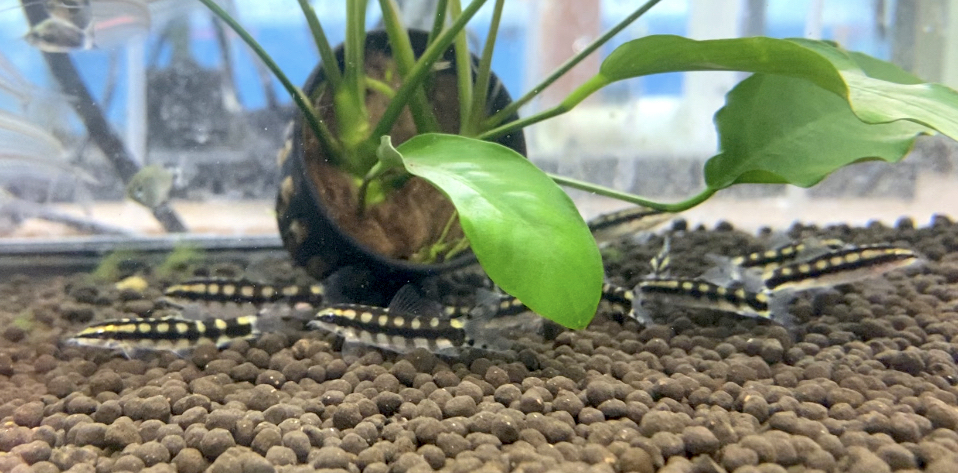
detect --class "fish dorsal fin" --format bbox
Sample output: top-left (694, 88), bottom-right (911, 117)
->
top-left (387, 285), bottom-right (443, 318)
top-left (700, 253), bottom-right (759, 287)
top-left (699, 255), bottom-right (739, 287)
top-left (699, 263), bottom-right (766, 293)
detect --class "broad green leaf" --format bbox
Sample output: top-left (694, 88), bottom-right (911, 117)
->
top-left (599, 35), bottom-right (849, 96)
top-left (705, 73), bottom-right (929, 189)
top-left (396, 133), bottom-right (603, 329)
top-left (846, 51), bottom-right (923, 84)
top-left (790, 39), bottom-right (958, 138)
top-left (598, 35), bottom-right (958, 142)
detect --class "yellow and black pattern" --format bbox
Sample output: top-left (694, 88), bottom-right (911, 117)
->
top-left (439, 283), bottom-right (635, 319)
top-left (762, 245), bottom-right (920, 291)
top-left (441, 293), bottom-right (525, 318)
top-left (309, 304), bottom-right (470, 353)
top-left (66, 315), bottom-right (259, 355)
top-left (587, 207), bottom-right (666, 232)
top-left (587, 206), bottom-right (672, 242)
top-left (635, 278), bottom-right (770, 317)
top-left (731, 238), bottom-right (846, 269)
top-left (72, 241), bottom-right (919, 356)
top-left (164, 278), bottom-right (325, 307)
top-left (599, 282), bottom-right (634, 316)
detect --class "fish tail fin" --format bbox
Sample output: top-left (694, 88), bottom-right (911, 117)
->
top-left (627, 284), bottom-right (655, 326)
top-left (253, 302), bottom-right (316, 334)
top-left (699, 254), bottom-right (739, 286)
top-left (462, 289), bottom-right (539, 352)
top-left (766, 288), bottom-right (797, 328)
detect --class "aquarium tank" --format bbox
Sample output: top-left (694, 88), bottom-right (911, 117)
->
top-left (1, 1), bottom-right (958, 472)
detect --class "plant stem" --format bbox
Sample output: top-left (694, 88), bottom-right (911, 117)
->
top-left (378, 0), bottom-right (441, 133)
top-left (448, 0), bottom-right (473, 134)
top-left (367, 0), bottom-right (489, 144)
top-left (478, 75), bottom-right (608, 140)
top-left (444, 236), bottom-right (471, 260)
top-left (197, 0), bottom-right (341, 159)
top-left (297, 0), bottom-right (341, 90)
top-left (550, 174), bottom-right (718, 212)
top-left (464, 0), bottom-right (504, 136)
top-left (357, 161), bottom-right (387, 216)
top-left (427, 0), bottom-right (449, 46)
top-left (484, 0), bottom-right (665, 129)
top-left (436, 210), bottom-right (458, 246)
top-left (417, 209), bottom-right (462, 263)
top-left (366, 77), bottom-right (396, 97)
top-left (344, 0), bottom-right (367, 104)
top-left (333, 0), bottom-right (373, 172)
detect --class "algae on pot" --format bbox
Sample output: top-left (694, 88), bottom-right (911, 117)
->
top-left (201, 0), bottom-right (958, 329)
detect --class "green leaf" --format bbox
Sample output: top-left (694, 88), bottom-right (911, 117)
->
top-left (396, 133), bottom-right (603, 329)
top-left (705, 73), bottom-right (929, 189)
top-left (789, 39), bottom-right (958, 138)
top-left (846, 51), bottom-right (923, 85)
top-left (376, 135), bottom-right (404, 169)
top-left (599, 35), bottom-right (849, 96)
top-left (599, 35), bottom-right (958, 141)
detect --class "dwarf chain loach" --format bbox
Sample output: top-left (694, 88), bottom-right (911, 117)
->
top-left (64, 207), bottom-right (922, 357)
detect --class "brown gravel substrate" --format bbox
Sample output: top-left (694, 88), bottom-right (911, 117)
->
top-left (3, 216), bottom-right (958, 473)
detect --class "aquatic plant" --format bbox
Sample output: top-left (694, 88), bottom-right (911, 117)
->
top-left (12, 309), bottom-right (34, 331)
top-left (153, 244), bottom-right (204, 280)
top-left (89, 249), bottom-right (138, 282)
top-left (201, 0), bottom-right (958, 329)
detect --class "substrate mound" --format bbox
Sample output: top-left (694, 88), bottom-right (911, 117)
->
top-left (2, 217), bottom-right (958, 473)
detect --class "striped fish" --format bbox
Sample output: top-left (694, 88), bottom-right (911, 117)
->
top-left (631, 243), bottom-right (920, 327)
top-left (68, 279), bottom-right (519, 357)
top-left (598, 282), bottom-right (635, 318)
top-left (307, 285), bottom-right (508, 354)
top-left (65, 276), bottom-right (324, 357)
top-left (310, 304), bottom-right (471, 353)
top-left (587, 206), bottom-right (672, 243)
top-left (438, 282), bottom-right (637, 321)
top-left (701, 238), bottom-right (847, 289)
top-left (760, 244), bottom-right (921, 292)
top-left (628, 278), bottom-right (790, 326)
top-left (729, 238), bottom-right (847, 269)
top-left (64, 315), bottom-right (261, 357)
top-left (163, 277), bottom-right (325, 307)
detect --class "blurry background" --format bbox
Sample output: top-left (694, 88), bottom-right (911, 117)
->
top-left (0, 0), bottom-right (956, 238)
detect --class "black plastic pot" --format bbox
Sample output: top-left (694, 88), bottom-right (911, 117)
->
top-left (276, 29), bottom-right (525, 301)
